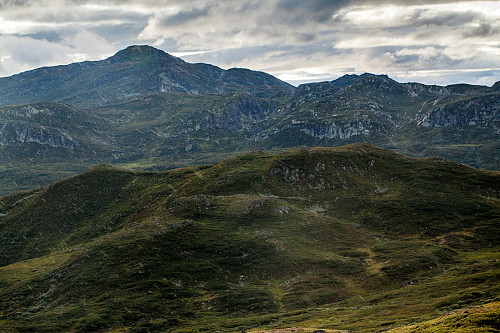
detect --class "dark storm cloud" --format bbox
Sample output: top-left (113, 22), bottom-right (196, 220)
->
top-left (276, 0), bottom-right (353, 22)
top-left (159, 5), bottom-right (213, 27)
top-left (463, 23), bottom-right (500, 38)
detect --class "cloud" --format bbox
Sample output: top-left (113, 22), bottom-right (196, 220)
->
top-left (0, 30), bottom-right (113, 76)
top-left (158, 5), bottom-right (213, 27)
top-left (0, 0), bottom-right (498, 86)
top-left (463, 22), bottom-right (500, 38)
top-left (410, 10), bottom-right (478, 26)
top-left (276, 0), bottom-right (353, 22)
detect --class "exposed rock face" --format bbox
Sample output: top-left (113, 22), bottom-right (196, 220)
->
top-left (171, 219), bottom-right (196, 229)
top-left (415, 93), bottom-right (500, 128)
top-left (181, 96), bottom-right (270, 132)
top-left (243, 199), bottom-right (266, 214)
top-left (270, 161), bottom-right (334, 192)
top-left (255, 74), bottom-right (499, 156)
top-left (298, 121), bottom-right (371, 140)
top-left (0, 122), bottom-right (77, 147)
top-left (256, 119), bottom-right (374, 141)
top-left (0, 102), bottom-right (105, 151)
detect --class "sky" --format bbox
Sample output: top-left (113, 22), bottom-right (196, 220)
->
top-left (0, 0), bottom-right (499, 86)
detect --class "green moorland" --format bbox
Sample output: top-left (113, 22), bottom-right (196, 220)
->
top-left (0, 143), bottom-right (499, 332)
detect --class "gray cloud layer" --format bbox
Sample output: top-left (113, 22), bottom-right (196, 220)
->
top-left (0, 0), bottom-right (498, 86)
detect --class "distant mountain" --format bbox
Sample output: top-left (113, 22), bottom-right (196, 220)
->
top-left (0, 46), bottom-right (498, 195)
top-left (0, 45), bottom-right (293, 108)
top-left (0, 102), bottom-right (106, 148)
top-left (256, 73), bottom-right (499, 168)
top-left (0, 145), bottom-right (498, 332)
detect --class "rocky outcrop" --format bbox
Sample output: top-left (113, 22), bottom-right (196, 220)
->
top-left (0, 104), bottom-right (84, 147)
top-left (298, 120), bottom-right (370, 140)
top-left (415, 93), bottom-right (500, 128)
top-left (0, 102), bottom-right (107, 150)
top-left (0, 122), bottom-right (77, 147)
top-left (180, 96), bottom-right (271, 132)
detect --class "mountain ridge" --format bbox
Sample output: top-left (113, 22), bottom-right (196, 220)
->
top-left (0, 45), bottom-right (294, 108)
top-left (1, 45), bottom-right (497, 108)
top-left (0, 45), bottom-right (498, 196)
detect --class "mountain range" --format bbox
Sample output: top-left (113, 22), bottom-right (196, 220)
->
top-left (0, 45), bottom-right (499, 195)
top-left (0, 45), bottom-right (499, 332)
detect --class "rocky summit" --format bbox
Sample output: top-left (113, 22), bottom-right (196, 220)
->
top-left (0, 45), bottom-right (293, 108)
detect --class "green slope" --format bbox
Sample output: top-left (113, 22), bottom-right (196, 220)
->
top-left (387, 302), bottom-right (500, 332)
top-left (0, 144), bottom-right (498, 332)
top-left (0, 92), bottom-right (290, 196)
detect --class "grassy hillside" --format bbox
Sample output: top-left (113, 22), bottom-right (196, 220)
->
top-left (0, 144), bottom-right (498, 332)
top-left (387, 302), bottom-right (500, 332)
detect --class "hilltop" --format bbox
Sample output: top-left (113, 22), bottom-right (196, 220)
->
top-left (0, 144), bottom-right (499, 332)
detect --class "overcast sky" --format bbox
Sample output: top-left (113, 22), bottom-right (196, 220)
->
top-left (0, 0), bottom-right (499, 86)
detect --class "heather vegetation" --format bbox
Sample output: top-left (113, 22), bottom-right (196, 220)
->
top-left (0, 144), bottom-right (498, 332)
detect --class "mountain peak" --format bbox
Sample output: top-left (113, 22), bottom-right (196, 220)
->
top-left (329, 73), bottom-right (392, 87)
top-left (108, 45), bottom-right (182, 64)
top-left (331, 74), bottom-right (359, 86)
top-left (493, 80), bottom-right (500, 91)
top-left (359, 72), bottom-right (390, 80)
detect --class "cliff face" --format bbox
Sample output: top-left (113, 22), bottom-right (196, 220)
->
top-left (415, 93), bottom-right (500, 128)
top-left (256, 74), bottom-right (499, 149)
top-left (0, 102), bottom-right (109, 171)
top-left (179, 96), bottom-right (270, 132)
top-left (0, 122), bottom-right (77, 147)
